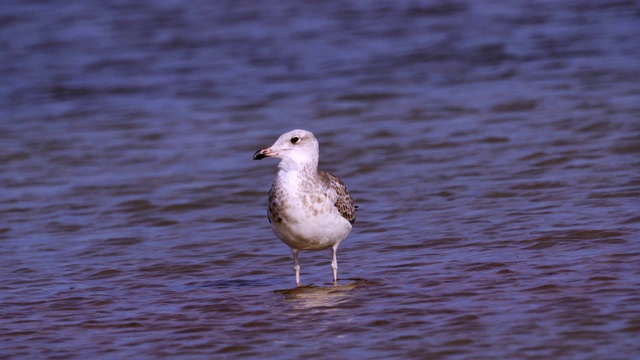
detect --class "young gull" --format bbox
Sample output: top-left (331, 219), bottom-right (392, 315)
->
top-left (253, 129), bottom-right (356, 286)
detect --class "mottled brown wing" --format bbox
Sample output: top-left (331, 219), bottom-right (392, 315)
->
top-left (266, 179), bottom-right (279, 225)
top-left (321, 171), bottom-right (356, 224)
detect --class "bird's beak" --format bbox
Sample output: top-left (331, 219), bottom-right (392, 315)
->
top-left (253, 148), bottom-right (277, 160)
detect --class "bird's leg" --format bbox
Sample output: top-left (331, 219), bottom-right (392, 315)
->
top-left (331, 245), bottom-right (338, 285)
top-left (292, 249), bottom-right (301, 286)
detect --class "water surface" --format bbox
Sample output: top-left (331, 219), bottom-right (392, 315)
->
top-left (2, 0), bottom-right (640, 358)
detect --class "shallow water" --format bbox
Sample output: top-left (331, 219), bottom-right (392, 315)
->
top-left (2, 0), bottom-right (640, 358)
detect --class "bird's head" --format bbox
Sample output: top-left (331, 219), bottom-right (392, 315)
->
top-left (253, 129), bottom-right (319, 170)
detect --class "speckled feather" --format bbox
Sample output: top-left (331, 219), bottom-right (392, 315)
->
top-left (320, 170), bottom-right (356, 224)
top-left (253, 129), bottom-right (356, 285)
top-left (266, 169), bottom-right (355, 226)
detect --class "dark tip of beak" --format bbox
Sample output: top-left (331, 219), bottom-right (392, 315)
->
top-left (253, 150), bottom-right (266, 160)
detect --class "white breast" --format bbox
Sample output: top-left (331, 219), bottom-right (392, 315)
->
top-left (269, 169), bottom-right (352, 251)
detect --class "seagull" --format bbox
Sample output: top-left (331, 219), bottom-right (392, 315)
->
top-left (253, 129), bottom-right (356, 286)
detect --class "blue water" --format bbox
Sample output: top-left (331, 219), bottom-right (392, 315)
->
top-left (2, 0), bottom-right (639, 358)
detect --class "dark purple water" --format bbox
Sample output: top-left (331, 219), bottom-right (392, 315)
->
top-left (2, 0), bottom-right (640, 358)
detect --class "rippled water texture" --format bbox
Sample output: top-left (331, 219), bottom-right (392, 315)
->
top-left (2, 0), bottom-right (640, 358)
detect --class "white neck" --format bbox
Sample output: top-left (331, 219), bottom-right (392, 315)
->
top-left (278, 158), bottom-right (301, 172)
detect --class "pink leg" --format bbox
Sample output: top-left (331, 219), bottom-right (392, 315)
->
top-left (292, 249), bottom-right (301, 286)
top-left (331, 245), bottom-right (338, 285)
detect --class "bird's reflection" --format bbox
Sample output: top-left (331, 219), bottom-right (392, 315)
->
top-left (274, 278), bottom-right (370, 309)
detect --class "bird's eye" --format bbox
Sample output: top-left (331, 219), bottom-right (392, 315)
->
top-left (291, 136), bottom-right (300, 144)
